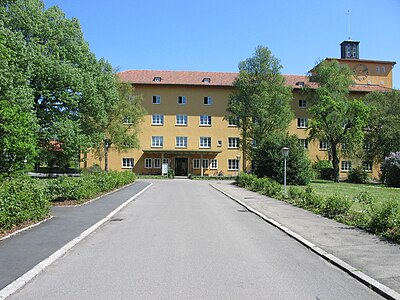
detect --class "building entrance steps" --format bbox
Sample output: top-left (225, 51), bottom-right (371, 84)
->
top-left (211, 181), bottom-right (400, 299)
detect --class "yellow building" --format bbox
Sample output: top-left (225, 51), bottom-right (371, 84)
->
top-left (84, 41), bottom-right (396, 179)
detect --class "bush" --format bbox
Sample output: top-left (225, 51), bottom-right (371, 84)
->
top-left (0, 175), bottom-right (50, 231)
top-left (369, 200), bottom-right (400, 238)
top-left (347, 166), bottom-right (368, 184)
top-left (321, 194), bottom-right (352, 219)
top-left (313, 160), bottom-right (334, 180)
top-left (253, 133), bottom-right (312, 185)
top-left (381, 152), bottom-right (400, 187)
top-left (47, 171), bottom-right (136, 202)
top-left (236, 173), bottom-right (282, 197)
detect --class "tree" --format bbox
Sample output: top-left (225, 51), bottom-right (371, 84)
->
top-left (227, 45), bottom-right (293, 171)
top-left (0, 24), bottom-right (38, 173)
top-left (253, 133), bottom-right (312, 185)
top-left (363, 90), bottom-right (400, 163)
top-left (1, 0), bottom-right (120, 171)
top-left (99, 81), bottom-right (145, 171)
top-left (305, 60), bottom-right (370, 182)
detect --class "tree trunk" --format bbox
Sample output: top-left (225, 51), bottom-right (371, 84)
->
top-left (331, 143), bottom-right (340, 182)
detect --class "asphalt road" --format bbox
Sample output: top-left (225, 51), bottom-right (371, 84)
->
top-left (10, 180), bottom-right (383, 299)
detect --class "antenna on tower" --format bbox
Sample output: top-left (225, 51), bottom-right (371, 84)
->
top-left (346, 10), bottom-right (351, 40)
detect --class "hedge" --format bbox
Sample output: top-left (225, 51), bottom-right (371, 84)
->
top-left (0, 175), bottom-right (50, 231)
top-left (236, 173), bottom-right (400, 242)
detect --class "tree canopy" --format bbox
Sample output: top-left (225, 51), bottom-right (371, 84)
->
top-left (0, 0), bottom-right (126, 173)
top-left (227, 45), bottom-right (293, 170)
top-left (306, 60), bottom-right (370, 182)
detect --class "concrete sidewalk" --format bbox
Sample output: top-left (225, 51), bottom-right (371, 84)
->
top-left (0, 181), bottom-right (151, 292)
top-left (212, 181), bottom-right (400, 299)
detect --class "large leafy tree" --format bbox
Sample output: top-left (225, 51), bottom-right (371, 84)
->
top-left (98, 81), bottom-right (145, 171)
top-left (227, 45), bottom-right (293, 171)
top-left (306, 60), bottom-right (370, 182)
top-left (1, 0), bottom-right (119, 171)
top-left (363, 90), bottom-right (400, 163)
top-left (0, 24), bottom-right (38, 173)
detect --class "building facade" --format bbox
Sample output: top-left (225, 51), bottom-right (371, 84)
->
top-left (84, 41), bottom-right (396, 179)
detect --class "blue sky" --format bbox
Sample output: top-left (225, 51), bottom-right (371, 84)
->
top-left (44, 0), bottom-right (400, 89)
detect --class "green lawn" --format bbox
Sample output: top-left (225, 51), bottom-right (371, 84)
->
top-left (294, 180), bottom-right (400, 203)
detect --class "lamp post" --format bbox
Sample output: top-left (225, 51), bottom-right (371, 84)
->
top-left (236, 154), bottom-right (241, 176)
top-left (282, 147), bottom-right (289, 194)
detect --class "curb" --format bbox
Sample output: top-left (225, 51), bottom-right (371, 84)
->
top-left (210, 184), bottom-right (400, 300)
top-left (0, 182), bottom-right (153, 300)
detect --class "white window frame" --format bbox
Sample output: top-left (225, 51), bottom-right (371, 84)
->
top-left (192, 159), bottom-right (200, 169)
top-left (176, 114), bottom-right (188, 126)
top-left (200, 115), bottom-right (212, 126)
top-left (202, 159), bottom-right (209, 169)
top-left (228, 159), bottom-right (239, 171)
top-left (228, 116), bottom-right (239, 127)
top-left (341, 161), bottom-right (352, 172)
top-left (210, 159), bottom-right (218, 170)
top-left (151, 136), bottom-right (163, 148)
top-left (299, 138), bottom-right (308, 149)
top-left (228, 137), bottom-right (239, 149)
top-left (297, 117), bottom-right (308, 128)
top-left (319, 141), bottom-right (328, 150)
top-left (122, 158), bottom-right (134, 168)
top-left (178, 96), bottom-right (187, 105)
top-left (152, 114), bottom-right (164, 125)
top-left (153, 158), bottom-right (161, 169)
top-left (123, 116), bottom-right (132, 124)
top-left (145, 158), bottom-right (153, 169)
top-left (298, 99), bottom-right (307, 108)
top-left (203, 96), bottom-right (212, 105)
top-left (176, 136), bottom-right (188, 148)
top-left (152, 95), bottom-right (161, 104)
top-left (364, 162), bottom-right (373, 172)
top-left (163, 158), bottom-right (170, 165)
top-left (200, 137), bottom-right (211, 148)
top-left (381, 66), bottom-right (386, 73)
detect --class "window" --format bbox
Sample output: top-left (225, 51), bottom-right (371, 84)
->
top-left (200, 137), bottom-right (211, 148)
top-left (381, 66), bottom-right (386, 73)
top-left (193, 159), bottom-right (200, 169)
top-left (228, 137), bottom-right (239, 148)
top-left (228, 116), bottom-right (239, 126)
top-left (176, 114), bottom-right (188, 126)
top-left (176, 136), bottom-right (187, 148)
top-left (202, 77), bottom-right (211, 83)
top-left (178, 96), bottom-right (187, 104)
top-left (152, 114), bottom-right (164, 125)
top-left (228, 159), bottom-right (239, 170)
top-left (299, 138), bottom-right (308, 149)
top-left (153, 77), bottom-right (162, 82)
top-left (154, 158), bottom-right (161, 169)
top-left (297, 117), bottom-right (308, 128)
top-left (152, 95), bottom-right (161, 104)
top-left (122, 158), bottom-right (134, 168)
top-left (342, 143), bottom-right (348, 151)
top-left (341, 161), bottom-right (352, 172)
top-left (202, 159), bottom-right (209, 169)
top-left (376, 66), bottom-right (380, 73)
top-left (203, 96), bottom-right (212, 105)
top-left (319, 141), bottom-right (328, 150)
top-left (298, 99), bottom-right (307, 108)
top-left (145, 158), bottom-right (152, 169)
top-left (364, 162), bottom-right (373, 172)
top-left (200, 115), bottom-right (212, 126)
top-left (123, 116), bottom-right (132, 124)
top-left (163, 158), bottom-right (170, 165)
top-left (210, 159), bottom-right (218, 170)
top-left (217, 140), bottom-right (222, 147)
top-left (151, 136), bottom-right (163, 147)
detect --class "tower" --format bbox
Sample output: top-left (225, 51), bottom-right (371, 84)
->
top-left (340, 40), bottom-right (360, 59)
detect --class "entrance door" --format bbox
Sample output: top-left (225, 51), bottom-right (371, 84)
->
top-left (175, 158), bottom-right (188, 176)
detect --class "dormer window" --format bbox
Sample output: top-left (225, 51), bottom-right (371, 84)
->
top-left (153, 77), bottom-right (162, 82)
top-left (296, 81), bottom-right (305, 87)
top-left (202, 77), bottom-right (211, 83)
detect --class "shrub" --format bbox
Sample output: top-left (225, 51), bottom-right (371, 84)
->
top-left (0, 175), bottom-right (50, 231)
top-left (369, 200), bottom-right (400, 237)
top-left (253, 133), bottom-right (312, 185)
top-left (381, 152), bottom-right (400, 187)
top-left (347, 166), bottom-right (368, 184)
top-left (321, 194), bottom-right (352, 219)
top-left (313, 160), bottom-right (333, 180)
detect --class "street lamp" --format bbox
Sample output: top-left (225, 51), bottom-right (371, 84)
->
top-left (236, 154), bottom-right (241, 176)
top-left (282, 147), bottom-right (289, 194)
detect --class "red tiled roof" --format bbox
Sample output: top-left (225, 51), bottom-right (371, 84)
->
top-left (117, 70), bottom-right (392, 93)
